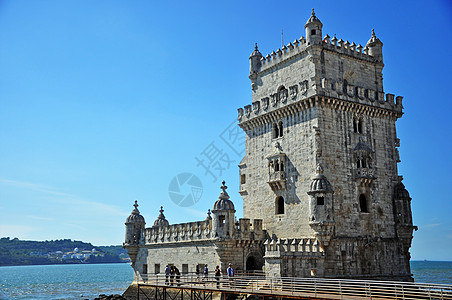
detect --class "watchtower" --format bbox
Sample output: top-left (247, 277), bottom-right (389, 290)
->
top-left (237, 10), bottom-right (416, 281)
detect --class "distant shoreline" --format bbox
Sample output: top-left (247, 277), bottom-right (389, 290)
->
top-left (0, 261), bottom-right (130, 267)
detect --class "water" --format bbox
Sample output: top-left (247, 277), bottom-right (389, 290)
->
top-left (411, 260), bottom-right (452, 285)
top-left (0, 261), bottom-right (451, 299)
top-left (0, 263), bottom-right (133, 299)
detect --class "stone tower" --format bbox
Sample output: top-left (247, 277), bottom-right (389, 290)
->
top-left (237, 10), bottom-right (416, 281)
top-left (124, 200), bottom-right (146, 267)
top-left (212, 181), bottom-right (236, 239)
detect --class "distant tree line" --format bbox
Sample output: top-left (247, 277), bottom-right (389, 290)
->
top-left (0, 237), bottom-right (129, 266)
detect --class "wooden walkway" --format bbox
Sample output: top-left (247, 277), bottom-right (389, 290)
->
top-left (135, 274), bottom-right (452, 300)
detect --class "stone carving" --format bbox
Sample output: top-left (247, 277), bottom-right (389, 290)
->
top-left (253, 101), bottom-right (260, 114)
top-left (336, 81), bottom-right (343, 94)
top-left (270, 93), bottom-right (278, 107)
top-left (237, 108), bottom-right (244, 120)
top-left (279, 88), bottom-right (288, 103)
top-left (262, 97), bottom-right (269, 110)
top-left (289, 85), bottom-right (298, 100)
top-left (299, 80), bottom-right (308, 95)
top-left (245, 105), bottom-right (252, 117)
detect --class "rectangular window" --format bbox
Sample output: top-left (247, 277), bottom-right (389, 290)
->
top-left (240, 174), bottom-right (246, 184)
top-left (143, 264), bottom-right (148, 274)
top-left (317, 197), bottom-right (324, 205)
top-left (182, 264), bottom-right (189, 274)
top-left (154, 264), bottom-right (160, 274)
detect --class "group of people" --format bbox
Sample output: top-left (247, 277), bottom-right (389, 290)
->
top-left (164, 265), bottom-right (181, 286)
top-left (164, 263), bottom-right (234, 288)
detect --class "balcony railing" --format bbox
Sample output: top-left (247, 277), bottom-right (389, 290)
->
top-left (135, 273), bottom-right (452, 300)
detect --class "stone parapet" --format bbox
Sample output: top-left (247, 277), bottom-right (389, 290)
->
top-left (264, 238), bottom-right (324, 257)
top-left (238, 94), bottom-right (403, 131)
top-left (145, 218), bottom-right (265, 244)
top-left (145, 220), bottom-right (213, 244)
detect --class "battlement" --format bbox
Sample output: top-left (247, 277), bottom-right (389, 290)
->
top-left (145, 220), bottom-right (213, 244)
top-left (321, 34), bottom-right (377, 63)
top-left (256, 32), bottom-right (379, 77)
top-left (145, 218), bottom-right (265, 244)
top-left (238, 83), bottom-right (404, 127)
top-left (235, 218), bottom-right (265, 240)
top-left (264, 238), bottom-right (325, 257)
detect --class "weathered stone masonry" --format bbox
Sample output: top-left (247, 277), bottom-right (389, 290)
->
top-left (124, 9), bottom-right (416, 285)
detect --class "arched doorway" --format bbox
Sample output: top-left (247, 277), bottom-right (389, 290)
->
top-left (246, 253), bottom-right (263, 272)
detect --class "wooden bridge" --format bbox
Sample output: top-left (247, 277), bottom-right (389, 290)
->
top-left (134, 274), bottom-right (452, 300)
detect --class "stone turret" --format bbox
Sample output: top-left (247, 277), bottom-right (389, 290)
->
top-left (307, 165), bottom-right (335, 245)
top-left (249, 43), bottom-right (263, 75)
top-left (212, 181), bottom-right (236, 239)
top-left (305, 8), bottom-right (323, 45)
top-left (366, 29), bottom-right (383, 63)
top-left (153, 206), bottom-right (169, 228)
top-left (124, 200), bottom-right (146, 266)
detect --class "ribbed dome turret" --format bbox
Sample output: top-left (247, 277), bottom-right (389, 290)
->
top-left (366, 29), bottom-right (383, 46)
top-left (249, 43), bottom-right (263, 75)
top-left (305, 8), bottom-right (322, 27)
top-left (309, 165), bottom-right (333, 193)
top-left (126, 200), bottom-right (145, 224)
top-left (213, 181), bottom-right (235, 211)
top-left (249, 43), bottom-right (262, 58)
top-left (153, 206), bottom-right (169, 227)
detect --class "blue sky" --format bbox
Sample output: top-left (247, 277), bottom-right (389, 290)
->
top-left (0, 1), bottom-right (451, 261)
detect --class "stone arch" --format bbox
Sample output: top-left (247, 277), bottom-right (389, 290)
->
top-left (246, 252), bottom-right (264, 271)
top-left (359, 194), bottom-right (368, 213)
top-left (276, 196), bottom-right (284, 214)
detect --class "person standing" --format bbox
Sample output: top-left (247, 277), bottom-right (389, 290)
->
top-left (165, 265), bottom-right (170, 285)
top-left (196, 265), bottom-right (200, 282)
top-left (214, 266), bottom-right (221, 289)
top-left (203, 264), bottom-right (209, 281)
top-left (227, 263), bottom-right (234, 287)
top-left (174, 265), bottom-right (181, 286)
top-left (170, 266), bottom-right (175, 286)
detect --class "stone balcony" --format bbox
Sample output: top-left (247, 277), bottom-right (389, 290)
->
top-left (268, 171), bottom-right (286, 191)
top-left (354, 168), bottom-right (375, 186)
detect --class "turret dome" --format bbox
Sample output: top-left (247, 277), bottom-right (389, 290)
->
top-left (305, 8), bottom-right (322, 27)
top-left (309, 165), bottom-right (333, 193)
top-left (126, 200), bottom-right (145, 224)
top-left (213, 181), bottom-right (235, 211)
top-left (249, 43), bottom-right (262, 58)
top-left (153, 206), bottom-right (169, 227)
top-left (366, 29), bottom-right (383, 46)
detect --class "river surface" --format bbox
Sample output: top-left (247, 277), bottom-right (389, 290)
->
top-left (0, 261), bottom-right (451, 299)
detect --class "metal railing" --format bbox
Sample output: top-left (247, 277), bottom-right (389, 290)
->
top-left (136, 273), bottom-right (452, 300)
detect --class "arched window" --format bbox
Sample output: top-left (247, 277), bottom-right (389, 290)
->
top-left (359, 194), bottom-right (368, 213)
top-left (272, 123), bottom-right (279, 139)
top-left (353, 119), bottom-right (358, 133)
top-left (274, 160), bottom-right (279, 171)
top-left (279, 121), bottom-right (284, 137)
top-left (357, 118), bottom-right (363, 134)
top-left (280, 162), bottom-right (284, 172)
top-left (276, 196), bottom-right (284, 214)
top-left (219, 215), bottom-right (225, 226)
